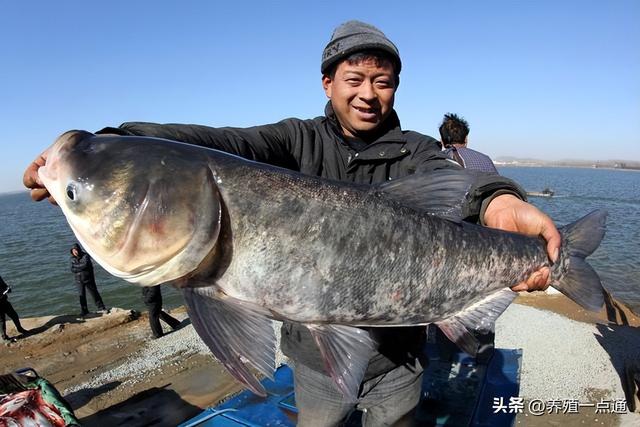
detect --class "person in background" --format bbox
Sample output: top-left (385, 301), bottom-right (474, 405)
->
top-left (436, 113), bottom-right (501, 365)
top-left (70, 243), bottom-right (108, 318)
top-left (142, 285), bottom-right (181, 339)
top-left (1, 274), bottom-right (29, 342)
top-left (24, 20), bottom-right (560, 427)
top-left (439, 113), bottom-right (498, 173)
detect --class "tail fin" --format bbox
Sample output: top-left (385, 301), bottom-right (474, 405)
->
top-left (553, 209), bottom-right (608, 311)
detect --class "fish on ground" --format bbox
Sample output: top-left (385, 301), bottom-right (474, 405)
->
top-left (38, 131), bottom-right (607, 400)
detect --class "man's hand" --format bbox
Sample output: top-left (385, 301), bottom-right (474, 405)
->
top-left (23, 147), bottom-right (56, 204)
top-left (484, 194), bottom-right (561, 292)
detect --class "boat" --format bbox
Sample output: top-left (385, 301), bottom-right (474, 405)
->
top-left (526, 187), bottom-right (554, 198)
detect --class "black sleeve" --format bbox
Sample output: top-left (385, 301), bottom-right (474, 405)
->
top-left (466, 174), bottom-right (527, 224)
top-left (409, 140), bottom-right (526, 222)
top-left (97, 121), bottom-right (303, 171)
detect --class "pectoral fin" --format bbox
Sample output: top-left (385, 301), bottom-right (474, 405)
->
top-left (182, 287), bottom-right (276, 397)
top-left (436, 288), bottom-right (517, 356)
top-left (377, 169), bottom-right (477, 222)
top-left (307, 324), bottom-right (376, 402)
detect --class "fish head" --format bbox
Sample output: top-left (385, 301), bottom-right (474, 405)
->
top-left (39, 130), bottom-right (222, 285)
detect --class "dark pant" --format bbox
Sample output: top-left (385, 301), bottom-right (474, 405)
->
top-left (146, 301), bottom-right (180, 338)
top-left (0, 298), bottom-right (26, 337)
top-left (77, 280), bottom-right (106, 314)
top-left (293, 360), bottom-right (423, 426)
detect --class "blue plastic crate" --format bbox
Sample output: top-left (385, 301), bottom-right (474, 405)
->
top-left (180, 347), bottom-right (521, 427)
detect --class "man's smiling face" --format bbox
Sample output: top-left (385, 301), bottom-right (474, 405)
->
top-left (323, 57), bottom-right (397, 140)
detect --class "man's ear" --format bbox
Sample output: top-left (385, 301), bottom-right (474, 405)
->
top-left (322, 75), bottom-right (332, 99)
top-left (395, 75), bottom-right (400, 91)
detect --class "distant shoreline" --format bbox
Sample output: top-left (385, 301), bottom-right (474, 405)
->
top-left (495, 162), bottom-right (640, 172)
top-left (0, 189), bottom-right (28, 196)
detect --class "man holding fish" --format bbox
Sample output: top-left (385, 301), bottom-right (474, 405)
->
top-left (23, 20), bottom-right (578, 427)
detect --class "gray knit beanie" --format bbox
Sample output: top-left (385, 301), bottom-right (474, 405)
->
top-left (321, 20), bottom-right (401, 75)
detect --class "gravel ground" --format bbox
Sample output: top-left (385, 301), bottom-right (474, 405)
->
top-left (62, 317), bottom-right (289, 395)
top-left (496, 303), bottom-right (640, 423)
top-left (63, 316), bottom-right (206, 395)
top-left (66, 304), bottom-right (637, 403)
top-left (59, 304), bottom-right (639, 425)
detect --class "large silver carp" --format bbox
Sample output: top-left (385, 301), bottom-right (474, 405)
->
top-left (38, 131), bottom-right (607, 400)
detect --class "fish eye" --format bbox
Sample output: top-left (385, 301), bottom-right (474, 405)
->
top-left (66, 183), bottom-right (78, 201)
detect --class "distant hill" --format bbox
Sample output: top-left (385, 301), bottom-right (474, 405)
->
top-left (493, 157), bottom-right (640, 170)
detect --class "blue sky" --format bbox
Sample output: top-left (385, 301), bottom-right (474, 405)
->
top-left (1, 0), bottom-right (638, 193)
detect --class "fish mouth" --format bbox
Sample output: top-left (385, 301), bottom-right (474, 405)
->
top-left (38, 166), bottom-right (54, 191)
top-left (38, 130), bottom-right (94, 191)
top-left (38, 146), bottom-right (62, 188)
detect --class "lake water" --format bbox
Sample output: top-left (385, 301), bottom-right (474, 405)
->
top-left (0, 166), bottom-right (638, 318)
top-left (499, 166), bottom-right (640, 314)
top-left (0, 191), bottom-right (184, 317)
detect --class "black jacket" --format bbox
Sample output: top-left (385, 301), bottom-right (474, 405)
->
top-left (0, 275), bottom-right (9, 302)
top-left (99, 103), bottom-right (526, 378)
top-left (70, 244), bottom-right (96, 286)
